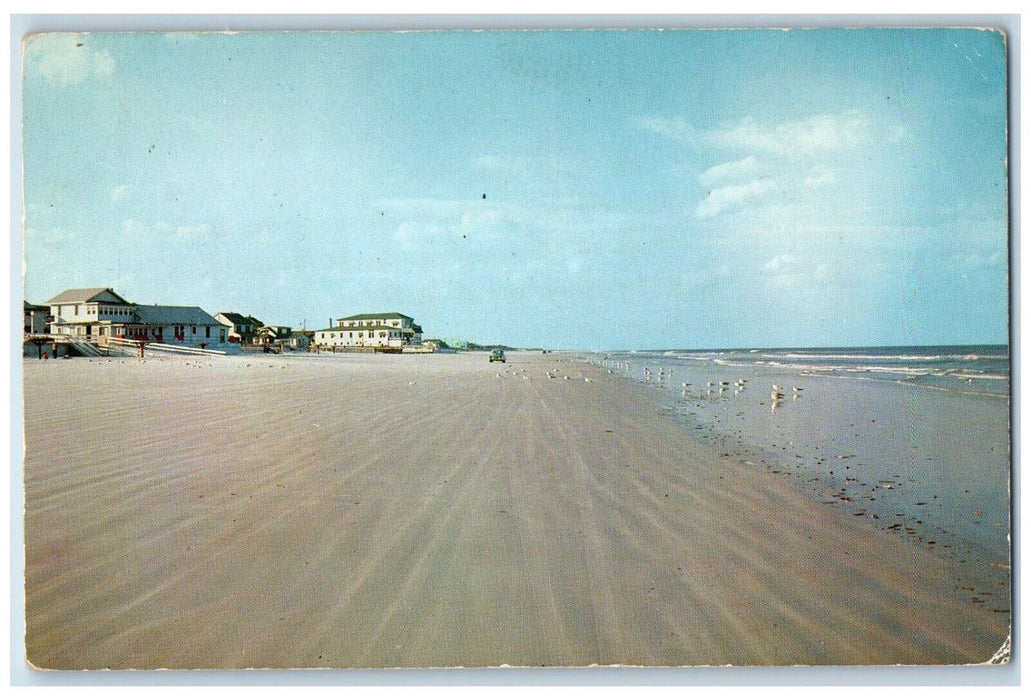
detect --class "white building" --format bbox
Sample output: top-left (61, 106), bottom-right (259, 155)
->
top-left (315, 312), bottom-right (423, 349)
top-left (45, 287), bottom-right (234, 352)
top-left (46, 288), bottom-right (135, 337)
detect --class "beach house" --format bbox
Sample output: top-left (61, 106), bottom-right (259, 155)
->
top-left (215, 312), bottom-right (263, 344)
top-left (289, 330), bottom-right (315, 350)
top-left (23, 301), bottom-right (50, 335)
top-left (46, 287), bottom-right (233, 352)
top-left (46, 288), bottom-right (136, 339)
top-left (255, 325), bottom-right (292, 350)
top-left (314, 312), bottom-right (423, 349)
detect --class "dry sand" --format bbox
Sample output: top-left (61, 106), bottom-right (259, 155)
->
top-left (22, 351), bottom-right (1009, 669)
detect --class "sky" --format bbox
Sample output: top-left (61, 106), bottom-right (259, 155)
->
top-left (20, 28), bottom-right (1009, 350)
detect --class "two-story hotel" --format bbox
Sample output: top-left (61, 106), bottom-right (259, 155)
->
top-left (314, 312), bottom-right (423, 349)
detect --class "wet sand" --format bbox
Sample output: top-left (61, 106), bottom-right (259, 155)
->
top-left (588, 354), bottom-right (1012, 595)
top-left (22, 352), bottom-right (1009, 669)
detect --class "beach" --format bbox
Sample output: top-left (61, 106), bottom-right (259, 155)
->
top-left (22, 351), bottom-right (1010, 669)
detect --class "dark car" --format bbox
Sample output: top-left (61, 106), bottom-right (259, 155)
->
top-left (489, 348), bottom-right (506, 363)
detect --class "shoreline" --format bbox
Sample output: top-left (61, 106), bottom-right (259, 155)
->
top-left (577, 351), bottom-right (1012, 572)
top-left (22, 352), bottom-right (1011, 668)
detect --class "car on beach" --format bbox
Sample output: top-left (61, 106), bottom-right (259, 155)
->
top-left (489, 348), bottom-right (506, 363)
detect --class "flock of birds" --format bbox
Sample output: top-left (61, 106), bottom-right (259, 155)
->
top-left (588, 359), bottom-right (804, 413)
top-left (676, 378), bottom-right (803, 408)
top-left (492, 358), bottom-right (812, 417)
top-left (494, 365), bottom-right (595, 382)
top-left (583, 358), bottom-right (807, 412)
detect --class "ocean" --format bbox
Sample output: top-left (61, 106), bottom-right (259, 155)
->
top-left (652, 345), bottom-right (1009, 396)
top-left (580, 344), bottom-right (1012, 612)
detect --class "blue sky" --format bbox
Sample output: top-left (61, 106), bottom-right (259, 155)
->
top-left (21, 28), bottom-right (1008, 349)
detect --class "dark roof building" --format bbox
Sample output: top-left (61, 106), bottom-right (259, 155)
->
top-left (136, 305), bottom-right (221, 326)
top-left (216, 311), bottom-right (253, 326)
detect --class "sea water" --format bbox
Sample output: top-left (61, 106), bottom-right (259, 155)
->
top-left (580, 345), bottom-right (1012, 611)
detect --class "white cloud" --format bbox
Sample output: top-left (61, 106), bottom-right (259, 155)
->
top-left (27, 34), bottom-right (115, 88)
top-left (803, 166), bottom-right (836, 188)
top-left (710, 111), bottom-right (873, 157)
top-left (638, 110), bottom-right (881, 159)
top-left (636, 116), bottom-right (695, 141)
top-left (110, 184), bottom-right (130, 203)
top-left (380, 197), bottom-right (505, 243)
top-left (642, 109), bottom-right (897, 221)
top-left (695, 179), bottom-right (774, 218)
top-left (761, 252), bottom-right (810, 288)
top-left (763, 253), bottom-right (799, 272)
top-left (699, 156), bottom-right (759, 187)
